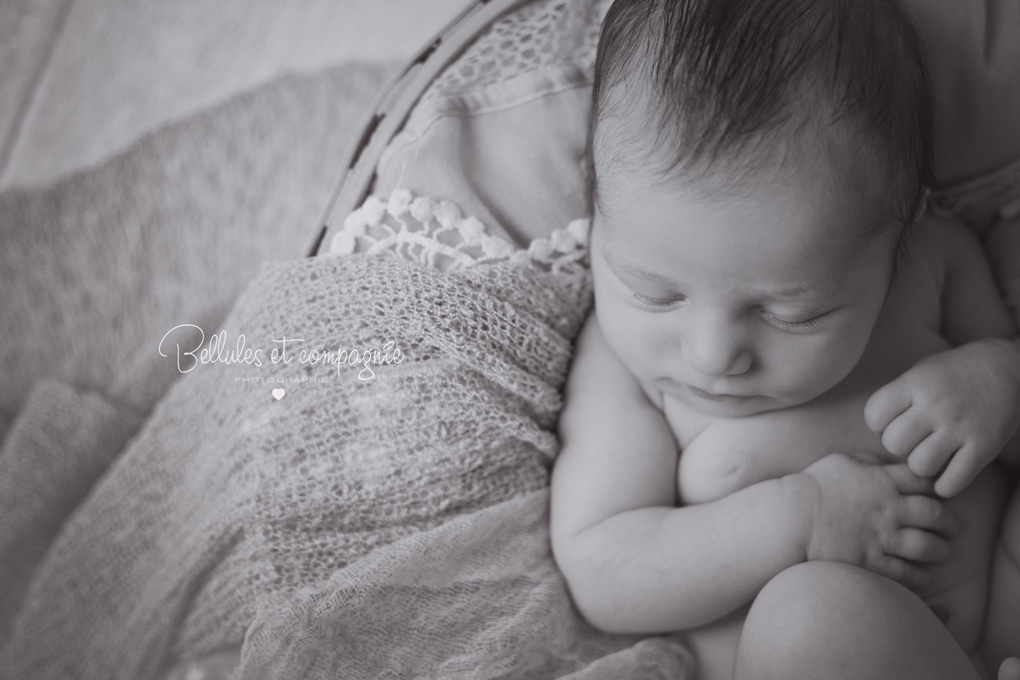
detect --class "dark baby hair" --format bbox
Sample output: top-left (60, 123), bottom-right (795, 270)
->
top-left (588, 0), bottom-right (935, 240)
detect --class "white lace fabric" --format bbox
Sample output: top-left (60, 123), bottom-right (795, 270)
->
top-left (329, 189), bottom-right (591, 295)
top-left (418, 0), bottom-right (607, 107)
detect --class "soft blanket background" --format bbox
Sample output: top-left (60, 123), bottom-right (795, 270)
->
top-left (2, 242), bottom-right (700, 678)
top-left (0, 0), bottom-right (468, 652)
top-left (0, 62), bottom-right (395, 644)
top-left (0, 0), bottom-right (474, 440)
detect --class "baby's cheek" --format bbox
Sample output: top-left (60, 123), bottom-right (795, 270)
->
top-left (772, 332), bottom-right (868, 402)
top-left (598, 307), bottom-right (676, 376)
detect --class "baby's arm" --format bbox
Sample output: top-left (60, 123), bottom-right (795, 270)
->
top-left (551, 312), bottom-right (954, 634)
top-left (866, 217), bottom-right (1020, 497)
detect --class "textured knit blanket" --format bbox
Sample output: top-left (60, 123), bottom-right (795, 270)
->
top-left (0, 250), bottom-right (695, 680)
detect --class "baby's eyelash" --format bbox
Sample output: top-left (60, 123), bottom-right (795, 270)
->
top-left (629, 291), bottom-right (684, 311)
top-left (762, 311), bottom-right (825, 333)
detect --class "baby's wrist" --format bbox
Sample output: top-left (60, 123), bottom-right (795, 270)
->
top-left (779, 472), bottom-right (821, 563)
top-left (975, 337), bottom-right (1020, 401)
top-left (974, 336), bottom-right (1020, 375)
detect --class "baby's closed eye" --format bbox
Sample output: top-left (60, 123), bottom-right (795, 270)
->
top-left (628, 290), bottom-right (685, 311)
top-left (759, 309), bottom-right (831, 333)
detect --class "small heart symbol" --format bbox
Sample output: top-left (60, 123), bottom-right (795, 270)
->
top-left (272, 388), bottom-right (285, 400)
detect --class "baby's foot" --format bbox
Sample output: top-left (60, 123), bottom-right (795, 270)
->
top-left (999, 656), bottom-right (1020, 680)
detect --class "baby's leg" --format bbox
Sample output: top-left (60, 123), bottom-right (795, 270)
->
top-left (683, 605), bottom-right (746, 680)
top-left (981, 476), bottom-right (1020, 677)
top-left (735, 562), bottom-right (982, 680)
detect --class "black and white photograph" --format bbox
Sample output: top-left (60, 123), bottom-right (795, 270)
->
top-left (1, 0), bottom-right (1018, 678)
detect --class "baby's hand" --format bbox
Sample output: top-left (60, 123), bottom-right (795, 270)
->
top-left (864, 339), bottom-right (1020, 497)
top-left (798, 452), bottom-right (958, 592)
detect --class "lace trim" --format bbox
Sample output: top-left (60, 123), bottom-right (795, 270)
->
top-left (419, 0), bottom-right (608, 105)
top-left (328, 189), bottom-right (590, 293)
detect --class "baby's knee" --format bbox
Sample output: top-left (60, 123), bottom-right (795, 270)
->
top-left (734, 563), bottom-right (878, 677)
top-left (734, 562), bottom-right (954, 680)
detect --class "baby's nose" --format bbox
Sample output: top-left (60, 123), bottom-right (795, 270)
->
top-left (680, 318), bottom-right (751, 377)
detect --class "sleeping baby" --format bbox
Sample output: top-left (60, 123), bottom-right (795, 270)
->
top-left (550, 1), bottom-right (1020, 678)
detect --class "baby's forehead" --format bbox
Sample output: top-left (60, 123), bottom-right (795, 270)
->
top-left (597, 97), bottom-right (898, 234)
top-left (598, 84), bottom-right (862, 166)
top-left (593, 136), bottom-right (895, 276)
top-left (595, 122), bottom-right (876, 217)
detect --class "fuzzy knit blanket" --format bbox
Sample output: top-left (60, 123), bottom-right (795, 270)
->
top-left (0, 250), bottom-right (695, 680)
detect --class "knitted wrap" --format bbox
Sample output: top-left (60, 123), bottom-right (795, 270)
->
top-left (0, 246), bottom-right (695, 679)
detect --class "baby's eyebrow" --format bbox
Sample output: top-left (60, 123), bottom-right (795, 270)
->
top-left (763, 285), bottom-right (822, 301)
top-left (603, 242), bottom-right (836, 303)
top-left (757, 286), bottom-right (841, 313)
top-left (603, 250), bottom-right (680, 288)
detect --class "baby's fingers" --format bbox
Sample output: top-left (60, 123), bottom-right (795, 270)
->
top-left (905, 432), bottom-right (955, 478)
top-left (932, 443), bottom-right (982, 498)
top-left (880, 411), bottom-right (934, 458)
top-left (870, 555), bottom-right (934, 592)
top-left (864, 380), bottom-right (912, 434)
top-left (884, 464), bottom-right (937, 496)
top-left (884, 527), bottom-right (951, 563)
top-left (897, 494), bottom-right (959, 536)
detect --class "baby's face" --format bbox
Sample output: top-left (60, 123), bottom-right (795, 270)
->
top-left (590, 150), bottom-right (895, 418)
